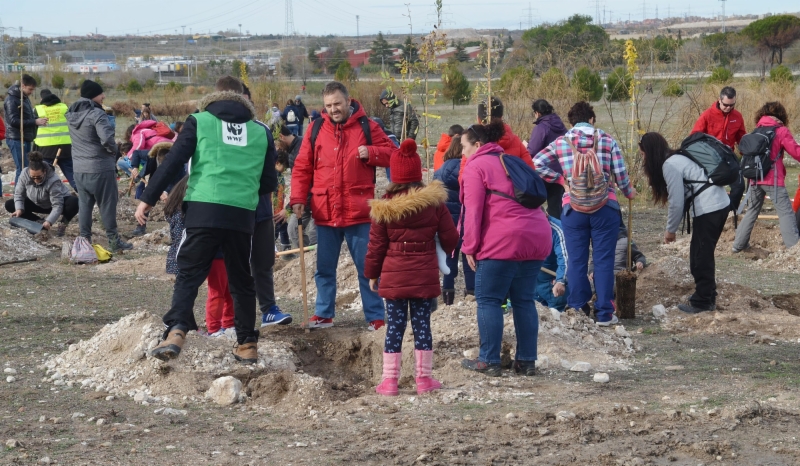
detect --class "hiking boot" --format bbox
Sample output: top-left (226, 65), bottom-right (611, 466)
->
top-left (307, 315), bottom-right (333, 329)
top-left (677, 303), bottom-right (714, 314)
top-left (512, 360), bottom-right (537, 377)
top-left (442, 290), bottom-right (455, 306)
top-left (109, 237), bottom-right (133, 252)
top-left (131, 224), bottom-right (147, 237)
top-left (150, 326), bottom-right (187, 361)
top-left (596, 314), bottom-right (620, 327)
top-left (367, 320), bottom-right (385, 331)
top-left (732, 244), bottom-right (750, 253)
top-left (461, 358), bottom-right (502, 377)
top-left (376, 352), bottom-right (401, 396)
top-left (232, 338), bottom-right (259, 364)
top-left (261, 306), bottom-right (293, 327)
top-left (56, 223), bottom-right (67, 237)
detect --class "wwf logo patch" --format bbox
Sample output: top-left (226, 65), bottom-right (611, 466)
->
top-left (222, 121), bottom-right (247, 146)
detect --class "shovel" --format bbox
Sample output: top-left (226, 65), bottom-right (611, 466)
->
top-left (615, 198), bottom-right (637, 319)
top-left (9, 217), bottom-right (44, 235)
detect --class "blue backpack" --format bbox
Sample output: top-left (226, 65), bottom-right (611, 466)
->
top-left (487, 153), bottom-right (547, 209)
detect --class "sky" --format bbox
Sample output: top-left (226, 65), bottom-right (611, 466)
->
top-left (2, 0), bottom-right (797, 38)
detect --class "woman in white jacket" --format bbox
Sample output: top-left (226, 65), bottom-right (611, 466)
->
top-left (639, 132), bottom-right (730, 314)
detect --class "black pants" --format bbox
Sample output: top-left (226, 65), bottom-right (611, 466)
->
top-left (688, 208), bottom-right (728, 310)
top-left (545, 182), bottom-right (565, 219)
top-left (163, 227), bottom-right (257, 344)
top-left (251, 219), bottom-right (277, 313)
top-left (5, 195), bottom-right (79, 223)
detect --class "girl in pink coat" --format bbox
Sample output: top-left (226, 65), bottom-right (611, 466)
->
top-left (733, 101), bottom-right (800, 251)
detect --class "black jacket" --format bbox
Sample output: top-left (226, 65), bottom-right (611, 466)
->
top-left (286, 133), bottom-right (302, 169)
top-left (295, 101), bottom-right (310, 125)
top-left (4, 85), bottom-right (37, 141)
top-left (141, 91), bottom-right (277, 234)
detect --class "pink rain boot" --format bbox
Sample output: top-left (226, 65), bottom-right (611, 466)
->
top-left (415, 349), bottom-right (441, 394)
top-left (375, 352), bottom-right (401, 396)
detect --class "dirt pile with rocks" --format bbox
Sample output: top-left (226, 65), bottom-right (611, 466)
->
top-left (0, 222), bottom-right (51, 262)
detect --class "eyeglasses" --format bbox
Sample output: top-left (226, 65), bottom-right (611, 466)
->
top-left (30, 175), bottom-right (44, 181)
top-left (719, 100), bottom-right (736, 109)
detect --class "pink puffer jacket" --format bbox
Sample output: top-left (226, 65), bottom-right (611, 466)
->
top-left (128, 120), bottom-right (172, 156)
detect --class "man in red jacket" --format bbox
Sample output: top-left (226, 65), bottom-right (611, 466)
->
top-left (691, 86), bottom-right (747, 212)
top-left (291, 81), bottom-right (394, 330)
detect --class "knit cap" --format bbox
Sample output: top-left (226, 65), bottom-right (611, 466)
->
top-left (80, 80), bottom-right (103, 99)
top-left (390, 139), bottom-right (422, 184)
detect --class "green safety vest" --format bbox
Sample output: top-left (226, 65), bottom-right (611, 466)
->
top-left (184, 112), bottom-right (268, 210)
top-left (33, 103), bottom-right (72, 146)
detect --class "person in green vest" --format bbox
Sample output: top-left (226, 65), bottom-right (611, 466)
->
top-left (135, 76), bottom-right (277, 364)
top-left (34, 89), bottom-right (75, 191)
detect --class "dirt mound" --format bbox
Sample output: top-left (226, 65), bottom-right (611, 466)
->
top-left (272, 247), bottom-right (363, 308)
top-left (130, 226), bottom-right (170, 251)
top-left (637, 257), bottom-right (800, 341)
top-left (0, 222), bottom-right (51, 262)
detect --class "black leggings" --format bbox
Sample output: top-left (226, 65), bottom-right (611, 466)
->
top-left (384, 298), bottom-right (433, 353)
top-left (5, 195), bottom-right (79, 223)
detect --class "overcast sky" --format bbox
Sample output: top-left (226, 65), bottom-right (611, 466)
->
top-left (2, 0), bottom-right (797, 38)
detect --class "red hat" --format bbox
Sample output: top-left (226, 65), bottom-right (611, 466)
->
top-left (390, 139), bottom-right (422, 184)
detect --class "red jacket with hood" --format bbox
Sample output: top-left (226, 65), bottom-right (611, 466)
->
top-left (364, 181), bottom-right (458, 300)
top-left (691, 102), bottom-right (746, 149)
top-left (752, 115), bottom-right (800, 188)
top-left (0, 115), bottom-right (5, 141)
top-left (432, 133), bottom-right (451, 171)
top-left (290, 99), bottom-right (395, 227)
top-left (458, 123), bottom-right (533, 180)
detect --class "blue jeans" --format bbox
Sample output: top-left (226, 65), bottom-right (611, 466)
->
top-left (315, 223), bottom-right (385, 322)
top-left (442, 240), bottom-right (475, 292)
top-left (287, 124), bottom-right (299, 136)
top-left (385, 167), bottom-right (391, 183)
top-left (7, 139), bottom-right (30, 185)
top-left (561, 205), bottom-right (619, 322)
top-left (117, 157), bottom-right (132, 176)
top-left (534, 271), bottom-right (567, 312)
top-left (475, 259), bottom-right (542, 364)
top-left (57, 158), bottom-right (77, 191)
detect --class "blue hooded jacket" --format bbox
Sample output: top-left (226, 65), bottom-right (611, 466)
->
top-left (433, 157), bottom-right (462, 228)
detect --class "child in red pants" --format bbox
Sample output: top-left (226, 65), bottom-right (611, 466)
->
top-left (206, 252), bottom-right (234, 337)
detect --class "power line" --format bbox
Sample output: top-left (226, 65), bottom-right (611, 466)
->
top-left (285, 0), bottom-right (295, 48)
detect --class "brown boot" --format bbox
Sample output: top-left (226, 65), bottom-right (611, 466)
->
top-left (233, 339), bottom-right (258, 364)
top-left (150, 327), bottom-right (187, 361)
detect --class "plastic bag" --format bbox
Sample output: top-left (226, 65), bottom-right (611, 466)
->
top-left (435, 234), bottom-right (450, 275)
top-left (70, 237), bottom-right (98, 264)
top-left (92, 244), bottom-right (113, 263)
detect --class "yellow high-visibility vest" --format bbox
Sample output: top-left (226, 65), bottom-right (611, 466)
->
top-left (33, 103), bottom-right (72, 146)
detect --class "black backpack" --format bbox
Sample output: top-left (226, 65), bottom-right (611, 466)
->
top-left (676, 133), bottom-right (741, 233)
top-left (309, 115), bottom-right (375, 182)
top-left (739, 127), bottom-right (777, 182)
top-left (486, 153), bottom-right (548, 209)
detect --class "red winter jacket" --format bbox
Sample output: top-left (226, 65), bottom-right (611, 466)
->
top-left (0, 116), bottom-right (5, 141)
top-left (752, 116), bottom-right (800, 188)
top-left (691, 102), bottom-right (746, 150)
top-left (432, 133), bottom-right (452, 171)
top-left (290, 100), bottom-right (394, 227)
top-left (458, 123), bottom-right (533, 181)
top-left (364, 181), bottom-right (458, 300)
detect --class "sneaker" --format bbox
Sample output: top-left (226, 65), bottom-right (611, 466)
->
top-left (131, 224), bottom-right (147, 237)
top-left (502, 299), bottom-right (512, 314)
top-left (512, 360), bottom-right (536, 377)
top-left (307, 315), bottom-right (333, 329)
top-left (110, 237), bottom-right (134, 252)
top-left (207, 328), bottom-right (227, 338)
top-left (261, 306), bottom-right (293, 327)
top-left (596, 314), bottom-right (620, 327)
top-left (367, 320), bottom-right (385, 331)
top-left (56, 223), bottom-right (67, 237)
top-left (732, 244), bottom-right (749, 253)
top-left (461, 358), bottom-right (502, 377)
top-left (677, 303), bottom-right (714, 314)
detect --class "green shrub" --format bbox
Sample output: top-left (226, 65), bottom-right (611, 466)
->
top-left (144, 79), bottom-right (157, 90)
top-left (165, 81), bottom-right (185, 93)
top-left (498, 67), bottom-right (535, 96)
top-left (541, 67), bottom-right (569, 90)
top-left (662, 82), bottom-right (685, 97)
top-left (359, 64), bottom-right (382, 74)
top-left (442, 64), bottom-right (471, 103)
top-left (769, 65), bottom-right (794, 83)
top-left (707, 67), bottom-right (733, 84)
top-left (606, 67), bottom-right (630, 101)
top-left (573, 67), bottom-right (603, 101)
top-left (125, 79), bottom-right (143, 95)
top-left (51, 74), bottom-right (65, 92)
top-left (334, 61), bottom-right (357, 82)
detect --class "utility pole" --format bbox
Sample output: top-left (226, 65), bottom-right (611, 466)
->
top-left (719, 0), bottom-right (727, 33)
top-left (594, 0), bottom-right (601, 26)
top-left (182, 26), bottom-right (186, 59)
top-left (239, 24), bottom-right (242, 55)
top-left (284, 0), bottom-right (295, 49)
top-left (527, 3), bottom-right (534, 29)
top-left (356, 15), bottom-right (360, 49)
top-left (0, 19), bottom-right (7, 73)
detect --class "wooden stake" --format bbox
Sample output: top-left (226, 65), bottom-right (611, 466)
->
top-left (276, 245), bottom-right (315, 257)
top-left (616, 198), bottom-right (637, 319)
top-left (298, 223), bottom-right (309, 332)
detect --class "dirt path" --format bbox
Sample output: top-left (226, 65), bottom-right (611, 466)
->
top-left (2, 206), bottom-right (800, 465)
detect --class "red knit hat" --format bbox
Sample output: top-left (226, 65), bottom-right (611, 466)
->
top-left (390, 139), bottom-right (422, 184)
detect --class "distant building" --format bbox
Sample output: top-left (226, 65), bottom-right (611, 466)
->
top-left (55, 51), bottom-right (117, 63)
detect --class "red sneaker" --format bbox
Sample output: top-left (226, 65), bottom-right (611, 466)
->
top-left (367, 320), bottom-right (385, 331)
top-left (307, 315), bottom-right (333, 329)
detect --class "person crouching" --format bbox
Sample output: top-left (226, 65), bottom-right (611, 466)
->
top-left (365, 139), bottom-right (459, 396)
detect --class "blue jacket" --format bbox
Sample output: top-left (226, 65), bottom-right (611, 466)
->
top-left (528, 113), bottom-right (568, 175)
top-left (541, 217), bottom-right (567, 283)
top-left (433, 158), bottom-right (461, 227)
top-left (282, 104), bottom-right (302, 126)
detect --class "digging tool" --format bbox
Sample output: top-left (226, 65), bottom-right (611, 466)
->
top-left (0, 257), bottom-right (38, 267)
top-left (276, 245), bottom-right (316, 257)
top-left (9, 217), bottom-right (44, 234)
top-left (615, 198), bottom-right (637, 319)
top-left (298, 223), bottom-right (310, 333)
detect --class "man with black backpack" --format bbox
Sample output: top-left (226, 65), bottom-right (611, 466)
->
top-left (291, 81), bottom-right (395, 330)
top-left (733, 102), bottom-right (800, 252)
top-left (691, 86), bottom-right (747, 214)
